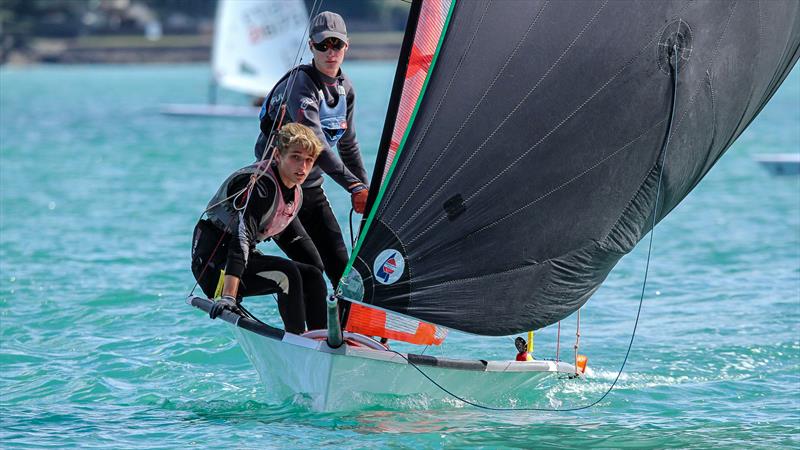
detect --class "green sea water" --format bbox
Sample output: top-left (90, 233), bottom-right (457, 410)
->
top-left (0, 62), bottom-right (798, 448)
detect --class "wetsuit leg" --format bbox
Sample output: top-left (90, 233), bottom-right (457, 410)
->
top-left (295, 262), bottom-right (327, 330)
top-left (237, 253), bottom-right (307, 334)
top-left (299, 186), bottom-right (349, 290)
top-left (192, 221), bottom-right (326, 333)
top-left (237, 253), bottom-right (328, 333)
top-left (274, 216), bottom-right (325, 275)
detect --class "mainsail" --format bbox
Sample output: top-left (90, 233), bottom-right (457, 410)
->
top-left (341, 0), bottom-right (800, 336)
top-left (211, 0), bottom-right (308, 98)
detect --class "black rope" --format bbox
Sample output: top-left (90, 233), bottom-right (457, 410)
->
top-left (238, 303), bottom-right (267, 325)
top-left (394, 45), bottom-right (682, 412)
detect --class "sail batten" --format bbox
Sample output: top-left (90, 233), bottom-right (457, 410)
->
top-left (342, 0), bottom-right (800, 336)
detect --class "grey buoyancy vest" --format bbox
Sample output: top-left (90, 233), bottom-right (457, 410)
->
top-left (255, 65), bottom-right (348, 160)
top-left (205, 162), bottom-right (302, 242)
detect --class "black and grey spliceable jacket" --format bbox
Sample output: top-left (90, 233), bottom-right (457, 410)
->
top-left (254, 63), bottom-right (369, 189)
top-left (205, 163), bottom-right (300, 278)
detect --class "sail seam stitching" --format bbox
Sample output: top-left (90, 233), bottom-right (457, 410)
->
top-left (396, 0), bottom-right (609, 234)
top-left (380, 0), bottom-right (493, 219)
top-left (434, 263), bottom-right (535, 288)
top-left (672, 0), bottom-right (738, 135)
top-left (409, 24), bottom-right (657, 245)
top-left (462, 118), bottom-right (667, 240)
top-left (385, 0), bottom-right (546, 223)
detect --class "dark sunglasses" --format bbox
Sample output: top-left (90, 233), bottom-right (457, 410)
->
top-left (311, 39), bottom-right (346, 52)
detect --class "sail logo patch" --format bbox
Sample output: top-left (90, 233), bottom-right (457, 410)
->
top-left (373, 249), bottom-right (405, 285)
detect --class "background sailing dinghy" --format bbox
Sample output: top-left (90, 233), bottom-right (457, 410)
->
top-left (161, 0), bottom-right (307, 118)
top-left (753, 153), bottom-right (800, 176)
top-left (190, 0), bottom-right (800, 411)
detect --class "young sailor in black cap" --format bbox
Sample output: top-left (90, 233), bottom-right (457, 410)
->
top-left (253, 11), bottom-right (369, 294)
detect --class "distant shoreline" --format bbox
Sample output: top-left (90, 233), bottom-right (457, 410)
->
top-left (2, 32), bottom-right (404, 65)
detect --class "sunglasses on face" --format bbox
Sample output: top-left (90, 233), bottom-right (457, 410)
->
top-left (311, 39), bottom-right (346, 52)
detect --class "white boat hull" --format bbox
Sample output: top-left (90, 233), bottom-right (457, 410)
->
top-left (234, 324), bottom-right (577, 411)
top-left (189, 295), bottom-right (579, 411)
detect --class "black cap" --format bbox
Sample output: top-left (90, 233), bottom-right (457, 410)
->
top-left (309, 11), bottom-right (347, 43)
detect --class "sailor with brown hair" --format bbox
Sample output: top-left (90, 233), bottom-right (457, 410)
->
top-left (192, 123), bottom-right (327, 334)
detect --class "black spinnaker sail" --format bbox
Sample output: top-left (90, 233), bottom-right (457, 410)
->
top-left (341, 0), bottom-right (800, 336)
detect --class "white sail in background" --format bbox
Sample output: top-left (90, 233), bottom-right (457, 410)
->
top-left (212, 0), bottom-right (309, 98)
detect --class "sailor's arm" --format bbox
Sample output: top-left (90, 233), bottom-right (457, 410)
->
top-left (337, 81), bottom-right (369, 213)
top-left (338, 85), bottom-right (369, 185)
top-left (221, 275), bottom-right (240, 298)
top-left (222, 176), bottom-right (275, 296)
top-left (210, 275), bottom-right (239, 318)
top-left (214, 257), bottom-right (242, 317)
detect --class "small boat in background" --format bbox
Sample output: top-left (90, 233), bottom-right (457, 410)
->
top-left (161, 0), bottom-right (307, 118)
top-left (754, 153), bottom-right (800, 176)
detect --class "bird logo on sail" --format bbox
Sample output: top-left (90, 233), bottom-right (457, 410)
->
top-left (373, 249), bottom-right (405, 285)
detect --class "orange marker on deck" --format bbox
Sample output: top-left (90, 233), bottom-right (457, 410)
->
top-left (576, 354), bottom-right (588, 373)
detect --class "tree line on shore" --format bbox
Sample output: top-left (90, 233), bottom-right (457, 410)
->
top-left (1, 0), bottom-right (409, 64)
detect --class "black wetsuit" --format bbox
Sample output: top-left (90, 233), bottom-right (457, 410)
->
top-left (191, 171), bottom-right (327, 334)
top-left (254, 63), bottom-right (369, 292)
